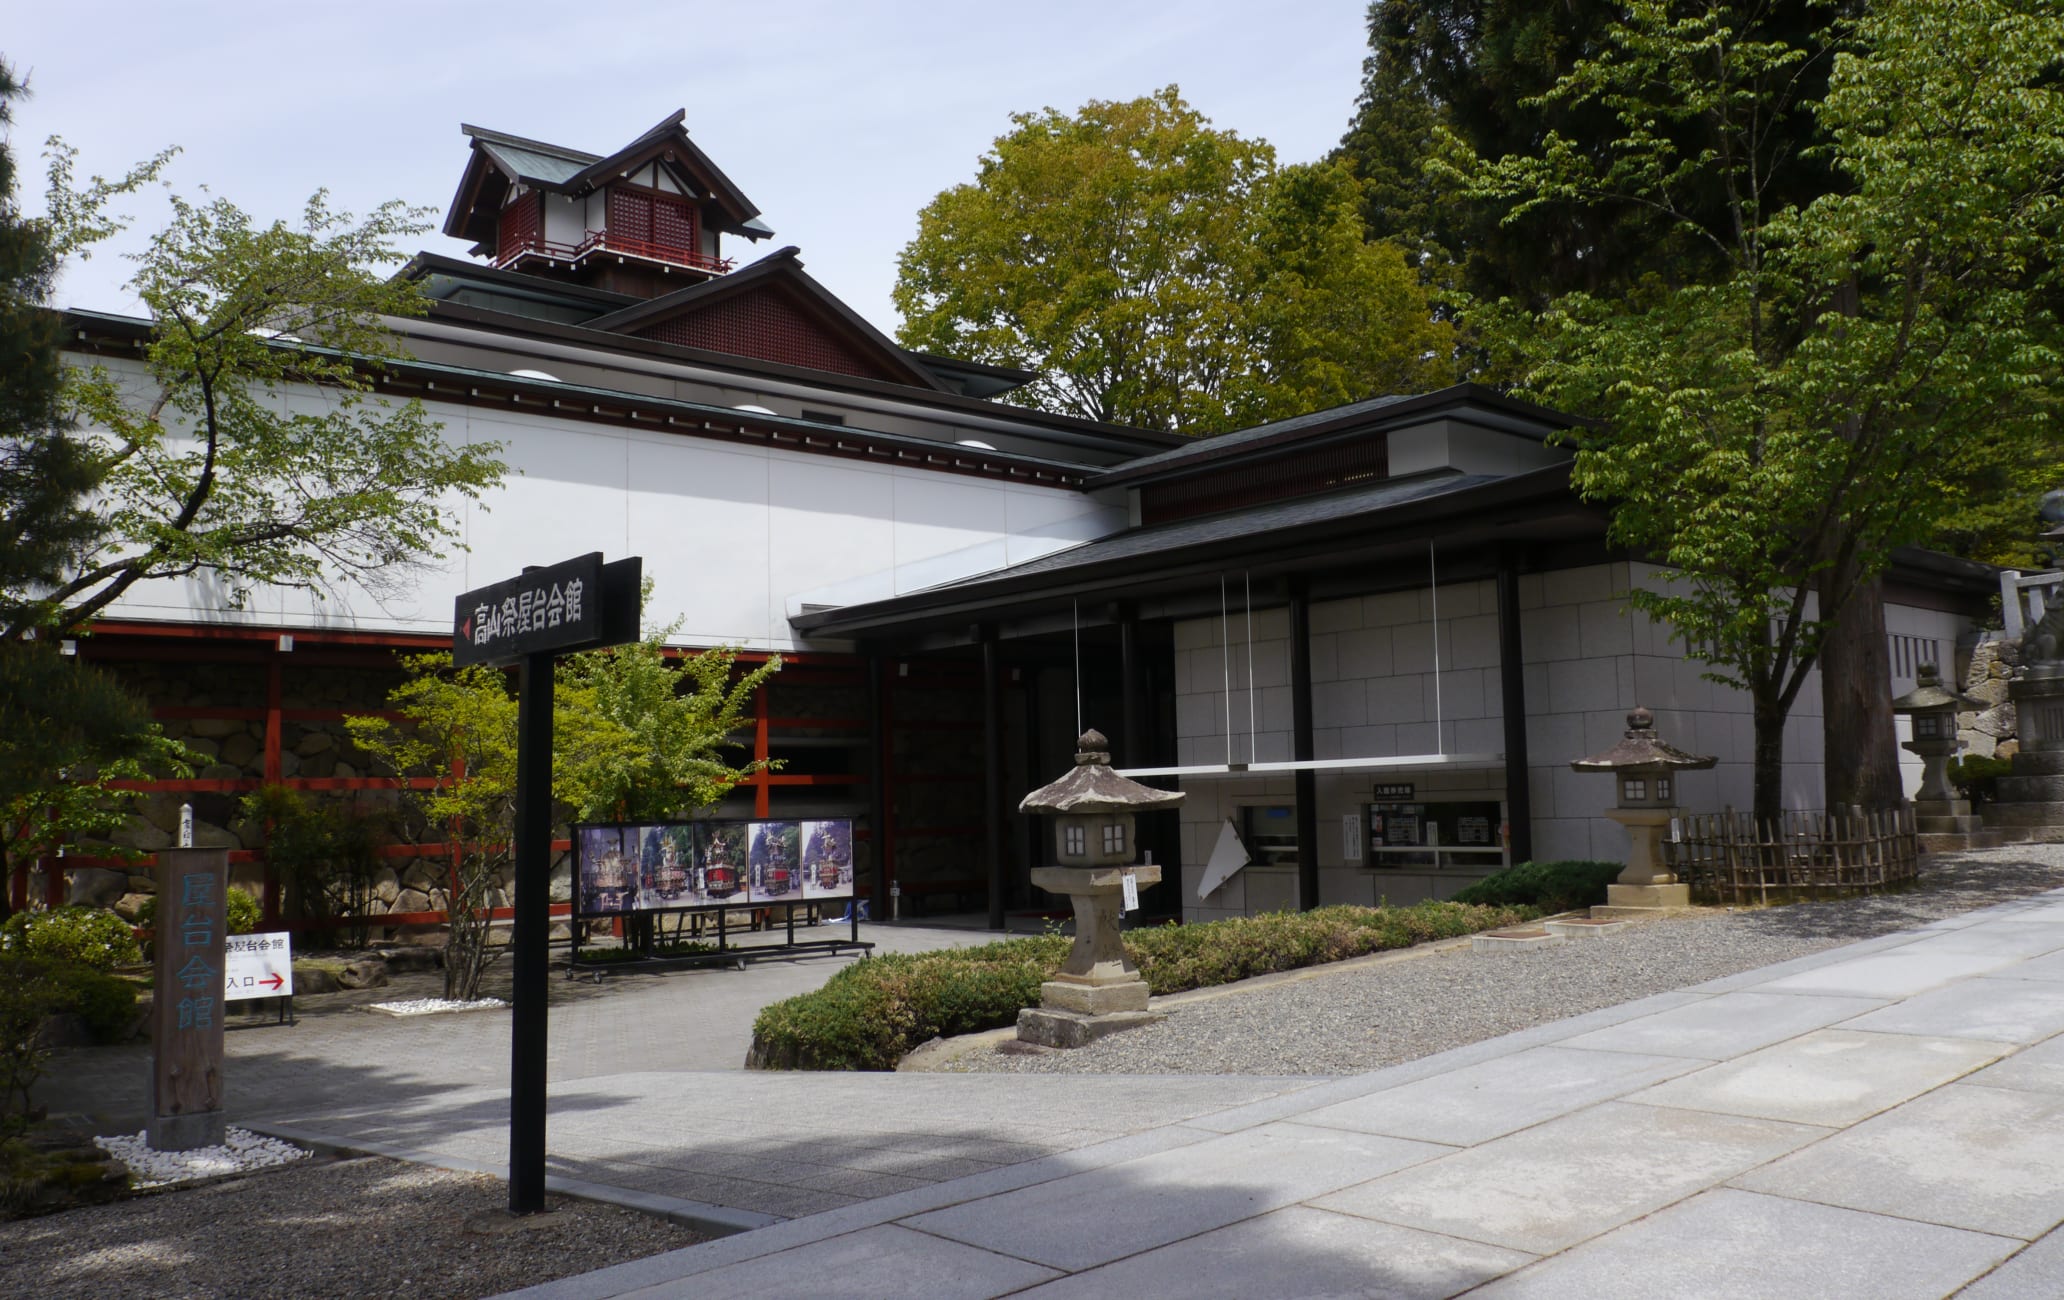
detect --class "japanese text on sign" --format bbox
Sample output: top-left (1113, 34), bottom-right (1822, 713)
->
top-left (173, 869), bottom-right (219, 1035)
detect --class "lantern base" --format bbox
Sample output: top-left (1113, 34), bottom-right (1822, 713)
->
top-left (1040, 976), bottom-right (1152, 1014)
top-left (1604, 882), bottom-right (1691, 911)
top-left (1017, 1006), bottom-right (1164, 1050)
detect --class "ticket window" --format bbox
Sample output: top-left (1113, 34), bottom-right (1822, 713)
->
top-left (1240, 804), bottom-right (1301, 868)
top-left (1367, 800), bottom-right (1507, 870)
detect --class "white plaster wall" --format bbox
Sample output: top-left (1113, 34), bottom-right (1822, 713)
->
top-left (542, 194), bottom-right (586, 245)
top-left (1886, 600), bottom-right (1974, 797)
top-left (80, 355), bottom-right (1127, 653)
top-left (1175, 561), bottom-right (1858, 920)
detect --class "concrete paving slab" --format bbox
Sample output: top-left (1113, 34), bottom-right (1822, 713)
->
top-left (1011, 1205), bottom-right (1534, 1299)
top-left (1753, 950), bottom-right (2018, 999)
top-left (1294, 1045), bottom-right (1699, 1146)
top-left (1838, 976), bottom-right (2064, 1045)
top-left (1468, 1188), bottom-right (2019, 1299)
top-left (1731, 1082), bottom-right (2064, 1239)
top-left (1556, 991), bottom-right (1888, 1060)
top-left (1626, 1029), bottom-right (2009, 1127)
top-left (1957, 1225), bottom-right (2064, 1298)
top-left (902, 1122), bottom-right (1449, 1273)
top-left (1983, 948), bottom-right (2064, 983)
top-left (1893, 925), bottom-right (2064, 960)
top-left (607, 1223), bottom-right (1058, 1300)
top-left (1312, 1101), bottom-right (1828, 1255)
top-left (1962, 1033), bottom-right (2064, 1097)
top-left (1680, 932), bottom-right (1939, 995)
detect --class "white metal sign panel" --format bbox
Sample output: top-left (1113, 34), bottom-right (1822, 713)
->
top-left (223, 931), bottom-right (293, 1001)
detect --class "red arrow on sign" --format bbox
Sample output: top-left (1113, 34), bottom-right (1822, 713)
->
top-left (261, 973), bottom-right (285, 991)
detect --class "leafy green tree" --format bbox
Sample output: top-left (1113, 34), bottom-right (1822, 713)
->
top-left (347, 657), bottom-right (522, 1001)
top-left (895, 87), bottom-right (1451, 434)
top-left (349, 635), bottom-right (777, 998)
top-left (28, 150), bottom-right (506, 638)
top-left (1339, 0), bottom-right (1845, 306)
top-left (557, 618), bottom-right (779, 823)
top-left (1457, 0), bottom-right (2064, 819)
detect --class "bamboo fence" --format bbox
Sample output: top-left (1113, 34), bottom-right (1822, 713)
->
top-left (1663, 804), bottom-right (1921, 905)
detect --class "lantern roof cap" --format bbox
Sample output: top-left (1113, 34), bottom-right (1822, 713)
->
top-left (1020, 728), bottom-right (1187, 815)
top-left (1890, 663), bottom-right (1978, 713)
top-left (1570, 706), bottom-right (1717, 775)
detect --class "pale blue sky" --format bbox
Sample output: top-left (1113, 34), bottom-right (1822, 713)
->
top-left (7, 1), bottom-right (1370, 335)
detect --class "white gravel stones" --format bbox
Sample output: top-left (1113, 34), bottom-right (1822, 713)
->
top-left (363, 996), bottom-right (509, 1016)
top-left (94, 1126), bottom-right (310, 1189)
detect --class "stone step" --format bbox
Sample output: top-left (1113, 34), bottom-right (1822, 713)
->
top-left (1914, 815), bottom-right (1984, 834)
top-left (1980, 802), bottom-right (2064, 829)
top-left (1918, 830), bottom-right (2004, 854)
top-left (1589, 904), bottom-right (1699, 921)
top-left (1471, 927), bottom-right (1563, 953)
top-left (1543, 917), bottom-right (1631, 940)
top-left (1997, 774), bottom-right (2064, 802)
top-left (2010, 751), bottom-right (2064, 776)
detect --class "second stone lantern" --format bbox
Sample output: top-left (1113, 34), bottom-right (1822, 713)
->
top-left (1571, 706), bottom-right (1716, 910)
top-left (1016, 729), bottom-right (1184, 1048)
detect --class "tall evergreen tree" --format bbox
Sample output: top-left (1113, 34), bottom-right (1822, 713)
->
top-left (0, 60), bottom-right (100, 618)
top-left (0, 61), bottom-right (175, 919)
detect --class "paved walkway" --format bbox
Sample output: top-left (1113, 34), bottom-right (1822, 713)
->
top-left (492, 891), bottom-right (2064, 1298)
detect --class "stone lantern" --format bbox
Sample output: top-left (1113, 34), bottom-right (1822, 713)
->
top-left (1893, 664), bottom-right (1978, 831)
top-left (1016, 728), bottom-right (1184, 1049)
top-left (1571, 706), bottom-right (1716, 910)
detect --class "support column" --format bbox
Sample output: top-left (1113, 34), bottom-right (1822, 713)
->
top-left (1119, 608), bottom-right (1143, 769)
top-left (1290, 583), bottom-right (1319, 911)
top-left (1496, 549), bottom-right (1534, 865)
top-left (262, 656), bottom-right (283, 926)
top-left (507, 651), bottom-right (553, 1216)
top-left (982, 629), bottom-right (1006, 930)
top-left (866, 652), bottom-right (891, 917)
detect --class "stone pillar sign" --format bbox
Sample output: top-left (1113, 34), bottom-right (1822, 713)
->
top-left (1016, 729), bottom-right (1184, 1048)
top-left (149, 847), bottom-right (228, 1151)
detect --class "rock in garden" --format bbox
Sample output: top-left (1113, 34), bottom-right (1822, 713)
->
top-left (67, 868), bottom-right (129, 908)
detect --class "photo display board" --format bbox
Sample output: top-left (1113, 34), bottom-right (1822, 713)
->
top-left (574, 818), bottom-right (854, 917)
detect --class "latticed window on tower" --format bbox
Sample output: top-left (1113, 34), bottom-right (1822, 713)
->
top-left (1101, 822), bottom-right (1125, 855)
top-left (497, 191), bottom-right (541, 264)
top-left (607, 188), bottom-right (698, 260)
top-left (1063, 824), bottom-right (1086, 856)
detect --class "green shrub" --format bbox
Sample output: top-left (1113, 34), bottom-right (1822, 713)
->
top-left (38, 965), bottom-right (136, 1043)
top-left (0, 908), bottom-right (141, 972)
top-left (748, 902), bottom-right (1533, 1071)
top-left (134, 886), bottom-right (260, 955)
top-left (1948, 754), bottom-right (2013, 805)
top-left (1450, 860), bottom-right (1625, 913)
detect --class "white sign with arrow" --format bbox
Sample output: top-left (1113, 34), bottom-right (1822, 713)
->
top-left (224, 932), bottom-right (293, 1001)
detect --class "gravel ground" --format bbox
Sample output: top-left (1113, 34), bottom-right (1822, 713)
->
top-left (0, 1155), bottom-right (705, 1300)
top-left (949, 845), bottom-right (2064, 1076)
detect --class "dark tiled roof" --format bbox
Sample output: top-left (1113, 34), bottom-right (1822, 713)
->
top-left (918, 470), bottom-right (1500, 592)
top-left (1106, 393), bottom-right (1420, 478)
top-left (1090, 384), bottom-right (1577, 488)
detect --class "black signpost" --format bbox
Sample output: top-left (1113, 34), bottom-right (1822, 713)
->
top-left (454, 551), bottom-right (640, 1216)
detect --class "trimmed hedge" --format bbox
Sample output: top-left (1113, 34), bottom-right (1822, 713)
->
top-left (1449, 860), bottom-right (1625, 914)
top-left (748, 901), bottom-right (1534, 1071)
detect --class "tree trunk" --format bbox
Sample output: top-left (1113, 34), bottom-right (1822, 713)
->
top-left (1820, 573), bottom-right (1904, 811)
top-left (1753, 692), bottom-right (1788, 827)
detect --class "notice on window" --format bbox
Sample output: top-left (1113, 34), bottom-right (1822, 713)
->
top-left (1456, 816), bottom-right (1493, 846)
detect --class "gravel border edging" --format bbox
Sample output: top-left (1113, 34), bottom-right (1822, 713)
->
top-left (893, 918), bottom-right (1583, 1072)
